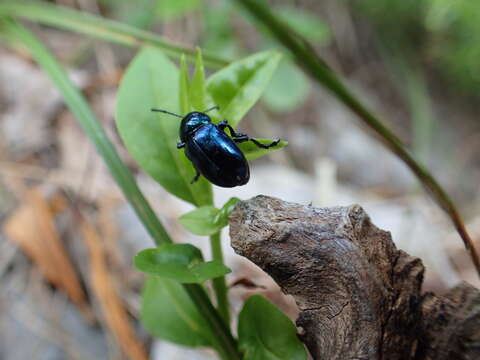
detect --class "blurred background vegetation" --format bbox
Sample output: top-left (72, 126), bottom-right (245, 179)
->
top-left (1, 0), bottom-right (480, 359)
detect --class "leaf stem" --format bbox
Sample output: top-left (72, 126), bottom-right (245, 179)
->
top-left (210, 231), bottom-right (230, 325)
top-left (1, 19), bottom-right (241, 359)
top-left (235, 0), bottom-right (480, 279)
top-left (184, 284), bottom-right (241, 360)
top-left (0, 1), bottom-right (228, 69)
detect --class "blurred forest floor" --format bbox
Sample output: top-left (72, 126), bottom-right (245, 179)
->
top-left (1, 0), bottom-right (480, 359)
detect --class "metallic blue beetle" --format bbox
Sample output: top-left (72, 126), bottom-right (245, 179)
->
top-left (151, 106), bottom-right (280, 187)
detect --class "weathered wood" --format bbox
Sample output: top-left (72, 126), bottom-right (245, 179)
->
top-left (229, 195), bottom-right (480, 360)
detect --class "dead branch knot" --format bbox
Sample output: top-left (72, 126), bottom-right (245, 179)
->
top-left (229, 195), bottom-right (480, 360)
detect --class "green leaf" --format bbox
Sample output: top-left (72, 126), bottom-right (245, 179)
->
top-left (156, 0), bottom-right (200, 20)
top-left (190, 261), bottom-right (231, 283)
top-left (189, 48), bottom-right (221, 120)
top-left (134, 244), bottom-right (231, 283)
top-left (141, 276), bottom-right (215, 346)
top-left (180, 206), bottom-right (221, 236)
top-left (179, 54), bottom-right (191, 114)
top-left (179, 197), bottom-right (241, 235)
top-left (116, 47), bottom-right (212, 206)
top-left (275, 6), bottom-right (330, 44)
top-left (206, 50), bottom-right (282, 127)
top-left (238, 295), bottom-right (307, 360)
top-left (189, 48), bottom-right (207, 112)
top-left (187, 48), bottom-right (221, 122)
top-left (213, 197), bottom-right (241, 228)
top-left (263, 59), bottom-right (310, 113)
top-left (238, 139), bottom-right (288, 160)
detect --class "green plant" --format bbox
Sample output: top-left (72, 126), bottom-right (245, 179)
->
top-left (200, 1), bottom-right (330, 113)
top-left (1, 10), bottom-right (302, 356)
top-left (2, 1), bottom-right (479, 358)
top-left (115, 46), bottom-right (297, 358)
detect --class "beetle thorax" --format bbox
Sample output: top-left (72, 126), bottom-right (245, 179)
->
top-left (179, 112), bottom-right (212, 142)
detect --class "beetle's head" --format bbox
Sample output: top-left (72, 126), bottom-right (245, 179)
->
top-left (179, 111), bottom-right (212, 142)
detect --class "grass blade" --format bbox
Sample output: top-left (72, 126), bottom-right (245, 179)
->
top-left (1, 18), bottom-right (171, 246)
top-left (0, 1), bottom-right (228, 69)
top-left (235, 0), bottom-right (480, 278)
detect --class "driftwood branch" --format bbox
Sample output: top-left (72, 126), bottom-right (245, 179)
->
top-left (229, 195), bottom-right (480, 360)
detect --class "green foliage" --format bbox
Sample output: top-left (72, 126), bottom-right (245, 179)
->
top-left (0, 1), bottom-right (227, 69)
top-left (207, 50), bottom-right (282, 127)
top-left (350, 0), bottom-right (480, 94)
top-left (116, 45), bottom-right (286, 354)
top-left (244, 5), bottom-right (330, 113)
top-left (263, 58), bottom-right (310, 113)
top-left (425, 0), bottom-right (480, 91)
top-left (351, 0), bottom-right (424, 32)
top-left (201, 3), bottom-right (330, 113)
top-left (189, 48), bottom-right (213, 113)
top-left (201, 2), bottom-right (239, 59)
top-left (116, 47), bottom-right (212, 206)
top-left (156, 0), bottom-right (201, 21)
top-left (134, 243), bottom-right (231, 283)
top-left (0, 19), bottom-right (174, 245)
top-left (141, 276), bottom-right (215, 347)
top-left (180, 206), bottom-right (220, 236)
top-left (2, 8), bottom-right (294, 359)
top-left (238, 295), bottom-right (307, 360)
top-left (214, 197), bottom-right (241, 228)
top-left (8, 1), bottom-right (480, 357)
top-left (180, 197), bottom-right (240, 236)
top-left (99, 0), bottom-right (200, 27)
top-left (99, 0), bottom-right (158, 29)
top-left (275, 6), bottom-right (330, 44)
top-left (116, 47), bottom-right (284, 207)
top-left (179, 55), bottom-right (191, 114)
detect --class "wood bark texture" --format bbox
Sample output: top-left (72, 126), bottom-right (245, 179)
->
top-left (229, 195), bottom-right (480, 360)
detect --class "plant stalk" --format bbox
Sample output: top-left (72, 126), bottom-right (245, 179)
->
top-left (184, 284), bottom-right (240, 360)
top-left (235, 0), bottom-right (480, 278)
top-left (210, 231), bottom-right (230, 325)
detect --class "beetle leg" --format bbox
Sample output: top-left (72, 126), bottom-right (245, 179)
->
top-left (233, 135), bottom-right (281, 149)
top-left (190, 169), bottom-right (201, 184)
top-left (252, 138), bottom-right (280, 149)
top-left (218, 120), bottom-right (247, 138)
top-left (177, 142), bottom-right (185, 149)
top-left (219, 120), bottom-right (280, 149)
top-left (232, 135), bottom-right (248, 143)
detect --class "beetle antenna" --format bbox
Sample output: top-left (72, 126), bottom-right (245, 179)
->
top-left (203, 105), bottom-right (219, 113)
top-left (151, 108), bottom-right (183, 118)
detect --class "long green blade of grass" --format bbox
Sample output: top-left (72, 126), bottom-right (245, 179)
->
top-left (0, 19), bottom-right (240, 360)
top-left (0, 1), bottom-right (228, 69)
top-left (235, 0), bottom-right (480, 278)
top-left (1, 18), bottom-right (172, 246)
